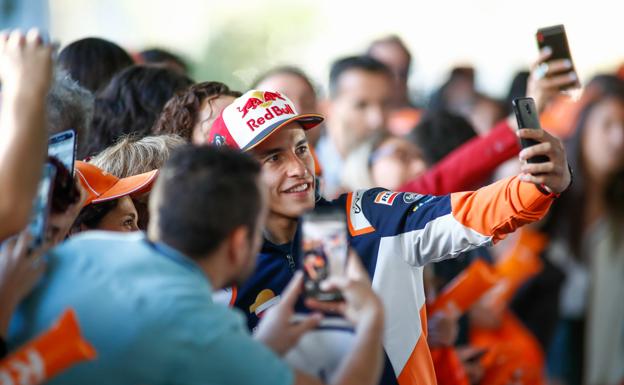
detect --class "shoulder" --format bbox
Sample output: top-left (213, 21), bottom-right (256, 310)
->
top-left (53, 231), bottom-right (146, 256)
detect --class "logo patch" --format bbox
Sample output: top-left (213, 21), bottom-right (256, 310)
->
top-left (374, 191), bottom-right (399, 206)
top-left (212, 134), bottom-right (226, 147)
top-left (402, 192), bottom-right (423, 204)
top-left (250, 289), bottom-right (280, 317)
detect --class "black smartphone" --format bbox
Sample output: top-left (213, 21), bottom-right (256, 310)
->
top-left (512, 97), bottom-right (550, 164)
top-left (48, 130), bottom-right (77, 176)
top-left (536, 24), bottom-right (579, 90)
top-left (301, 207), bottom-right (349, 302)
top-left (27, 163), bottom-right (57, 250)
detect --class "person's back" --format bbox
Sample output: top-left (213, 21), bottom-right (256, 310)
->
top-left (12, 231), bottom-right (264, 384)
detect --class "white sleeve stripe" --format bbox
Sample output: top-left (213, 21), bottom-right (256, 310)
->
top-left (396, 213), bottom-right (492, 267)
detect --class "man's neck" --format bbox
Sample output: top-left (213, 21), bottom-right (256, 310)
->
top-left (264, 212), bottom-right (299, 245)
top-left (147, 231), bottom-right (228, 289)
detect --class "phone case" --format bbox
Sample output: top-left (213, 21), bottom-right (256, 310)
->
top-left (536, 24), bottom-right (579, 89)
top-left (512, 98), bottom-right (549, 164)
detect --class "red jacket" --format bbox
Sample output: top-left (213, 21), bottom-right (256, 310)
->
top-left (399, 120), bottom-right (520, 195)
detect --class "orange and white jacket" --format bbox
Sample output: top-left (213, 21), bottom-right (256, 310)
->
top-left (225, 176), bottom-right (554, 385)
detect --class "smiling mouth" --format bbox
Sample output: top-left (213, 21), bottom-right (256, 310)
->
top-left (283, 183), bottom-right (311, 193)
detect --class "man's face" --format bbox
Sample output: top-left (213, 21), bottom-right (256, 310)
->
top-left (233, 177), bottom-right (269, 285)
top-left (329, 69), bottom-right (392, 152)
top-left (368, 42), bottom-right (410, 106)
top-left (249, 124), bottom-right (316, 220)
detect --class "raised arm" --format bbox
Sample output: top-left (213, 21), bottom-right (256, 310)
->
top-left (398, 48), bottom-right (575, 196)
top-left (0, 29), bottom-right (53, 240)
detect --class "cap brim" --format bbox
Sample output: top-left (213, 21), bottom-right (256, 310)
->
top-left (242, 113), bottom-right (324, 152)
top-left (92, 169), bottom-right (159, 204)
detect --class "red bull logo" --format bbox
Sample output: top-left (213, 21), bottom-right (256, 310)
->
top-left (237, 91), bottom-right (287, 118)
top-left (246, 104), bottom-right (294, 131)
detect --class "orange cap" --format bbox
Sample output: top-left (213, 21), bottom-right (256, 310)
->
top-left (75, 161), bottom-right (158, 207)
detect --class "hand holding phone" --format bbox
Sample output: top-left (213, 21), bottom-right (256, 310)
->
top-left (535, 25), bottom-right (580, 91)
top-left (512, 97), bottom-right (550, 164)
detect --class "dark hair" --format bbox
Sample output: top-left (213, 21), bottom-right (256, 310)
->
top-left (48, 156), bottom-right (80, 214)
top-left (72, 199), bottom-right (119, 231)
top-left (88, 65), bottom-right (194, 156)
top-left (153, 145), bottom-right (262, 258)
top-left (408, 110), bottom-right (477, 165)
top-left (58, 37), bottom-right (134, 93)
top-left (329, 55), bottom-right (391, 98)
top-left (504, 71), bottom-right (530, 114)
top-left (367, 35), bottom-right (412, 63)
top-left (152, 81), bottom-right (241, 141)
top-left (428, 66), bottom-right (476, 112)
top-left (541, 74), bottom-right (624, 255)
top-left (252, 66), bottom-right (316, 93)
top-left (139, 48), bottom-right (188, 74)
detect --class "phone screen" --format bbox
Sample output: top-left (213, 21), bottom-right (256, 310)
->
top-left (28, 163), bottom-right (57, 250)
top-left (301, 207), bottom-right (348, 301)
top-left (48, 130), bottom-right (76, 176)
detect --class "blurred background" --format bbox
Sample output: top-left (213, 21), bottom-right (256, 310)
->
top-left (2, 0), bottom-right (623, 98)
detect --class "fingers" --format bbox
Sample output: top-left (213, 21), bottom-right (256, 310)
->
top-left (518, 141), bottom-right (551, 161)
top-left (517, 128), bottom-right (545, 141)
top-left (304, 298), bottom-right (345, 315)
top-left (7, 29), bottom-right (26, 49)
top-left (520, 161), bottom-right (558, 175)
top-left (290, 313), bottom-right (323, 337)
top-left (541, 71), bottom-right (577, 88)
top-left (345, 249), bottom-right (370, 283)
top-left (25, 28), bottom-right (43, 46)
top-left (531, 47), bottom-right (552, 70)
top-left (280, 271), bottom-right (304, 308)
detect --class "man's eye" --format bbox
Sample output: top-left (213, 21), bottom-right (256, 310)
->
top-left (296, 146), bottom-right (308, 155)
top-left (266, 154), bottom-right (280, 163)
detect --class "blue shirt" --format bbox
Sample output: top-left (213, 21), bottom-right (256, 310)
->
top-left (10, 231), bottom-right (293, 385)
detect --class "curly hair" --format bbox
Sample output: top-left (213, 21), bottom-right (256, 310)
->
top-left (88, 65), bottom-right (193, 156)
top-left (152, 81), bottom-right (241, 141)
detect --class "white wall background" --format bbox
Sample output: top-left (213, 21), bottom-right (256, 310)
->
top-left (48, 0), bottom-right (624, 98)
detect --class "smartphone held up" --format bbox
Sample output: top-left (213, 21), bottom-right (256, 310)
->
top-left (536, 24), bottom-right (580, 91)
top-left (512, 97), bottom-right (549, 164)
top-left (301, 207), bottom-right (349, 302)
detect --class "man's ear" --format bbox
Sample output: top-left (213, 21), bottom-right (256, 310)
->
top-left (227, 226), bottom-right (250, 269)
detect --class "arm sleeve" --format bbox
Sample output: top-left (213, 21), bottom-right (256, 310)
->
top-left (344, 176), bottom-right (554, 267)
top-left (398, 119), bottom-right (520, 195)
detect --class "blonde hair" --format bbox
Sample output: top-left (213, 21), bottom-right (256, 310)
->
top-left (90, 134), bottom-right (186, 177)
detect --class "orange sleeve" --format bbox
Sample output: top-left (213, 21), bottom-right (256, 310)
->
top-left (450, 176), bottom-right (554, 243)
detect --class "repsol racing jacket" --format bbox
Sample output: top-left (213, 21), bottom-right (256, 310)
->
top-left (220, 176), bottom-right (555, 385)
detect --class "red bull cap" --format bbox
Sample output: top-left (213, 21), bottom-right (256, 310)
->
top-left (208, 89), bottom-right (324, 151)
